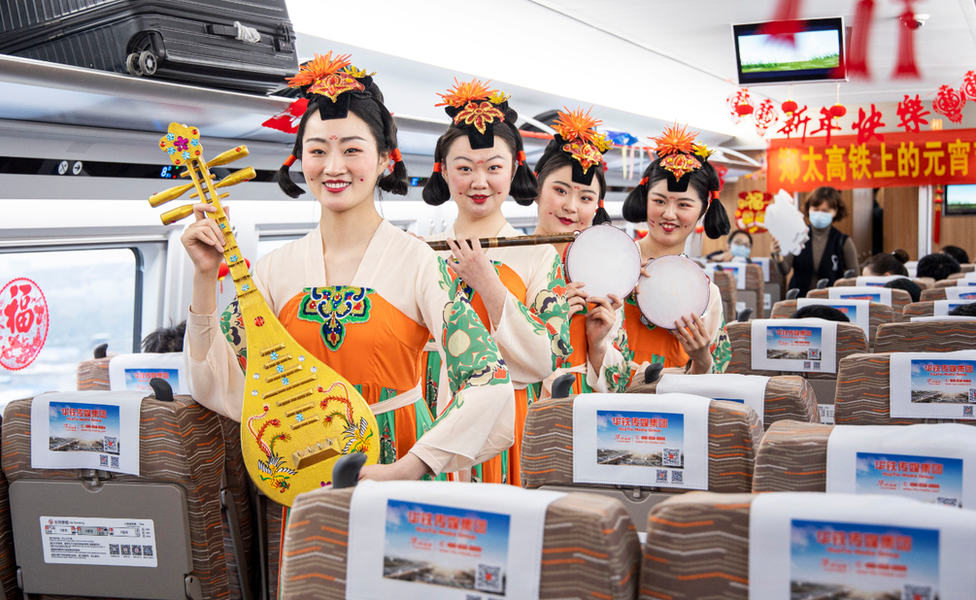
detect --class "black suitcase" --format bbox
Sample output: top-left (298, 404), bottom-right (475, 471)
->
top-left (0, 0), bottom-right (298, 94)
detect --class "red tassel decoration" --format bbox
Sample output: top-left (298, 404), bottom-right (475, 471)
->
top-left (933, 185), bottom-right (943, 245)
top-left (892, 0), bottom-right (921, 79)
top-left (847, 0), bottom-right (874, 79)
top-left (759, 0), bottom-right (804, 44)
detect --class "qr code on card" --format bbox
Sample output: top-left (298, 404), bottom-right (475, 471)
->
top-left (937, 497), bottom-right (959, 507)
top-left (808, 348), bottom-right (821, 360)
top-left (111, 456), bottom-right (119, 469)
top-left (903, 584), bottom-right (932, 600)
top-left (968, 389), bottom-right (975, 403)
top-left (99, 454), bottom-right (108, 467)
top-left (964, 405), bottom-right (974, 417)
top-left (476, 564), bottom-right (504, 594)
top-left (656, 469), bottom-right (668, 483)
top-left (671, 470), bottom-right (683, 484)
top-left (103, 436), bottom-right (118, 453)
top-left (662, 448), bottom-right (681, 467)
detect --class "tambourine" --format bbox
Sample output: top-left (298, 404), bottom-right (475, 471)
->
top-left (564, 224), bottom-right (642, 301)
top-left (636, 254), bottom-right (711, 329)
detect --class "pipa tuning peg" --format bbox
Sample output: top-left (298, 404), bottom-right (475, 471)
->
top-left (189, 167), bottom-right (256, 199)
top-left (160, 204), bottom-right (196, 225)
top-left (149, 182), bottom-right (194, 207)
top-left (207, 145), bottom-right (249, 168)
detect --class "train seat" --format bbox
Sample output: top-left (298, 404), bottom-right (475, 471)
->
top-left (73, 354), bottom-right (256, 600)
top-left (520, 390), bottom-right (761, 532)
top-left (0, 408), bottom-right (20, 600)
top-left (1, 390), bottom-right (248, 600)
top-left (807, 286), bottom-right (913, 321)
top-left (770, 298), bottom-right (892, 349)
top-left (279, 484), bottom-right (642, 600)
top-left (873, 320), bottom-right (976, 354)
top-left (640, 492), bottom-right (976, 600)
top-left (627, 372), bottom-right (818, 431)
top-left (834, 353), bottom-right (976, 426)
top-left (706, 269), bottom-right (737, 324)
top-left (705, 263), bottom-right (764, 320)
top-left (753, 421), bottom-right (976, 494)
top-left (724, 320), bottom-right (867, 410)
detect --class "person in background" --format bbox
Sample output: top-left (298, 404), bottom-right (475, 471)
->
top-left (142, 322), bottom-right (186, 353)
top-left (941, 245), bottom-right (970, 266)
top-left (771, 186), bottom-right (859, 296)
top-left (949, 302), bottom-right (976, 317)
top-left (788, 305), bottom-right (850, 322)
top-left (706, 230), bottom-right (752, 262)
top-left (916, 252), bottom-right (961, 281)
top-left (861, 250), bottom-right (909, 277)
top-left (885, 278), bottom-right (922, 303)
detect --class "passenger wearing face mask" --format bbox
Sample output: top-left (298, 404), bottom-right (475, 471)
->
top-left (770, 186), bottom-right (859, 297)
top-left (707, 230), bottom-right (753, 263)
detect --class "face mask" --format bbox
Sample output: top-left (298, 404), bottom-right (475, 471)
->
top-left (809, 210), bottom-right (834, 229)
top-left (730, 243), bottom-right (751, 258)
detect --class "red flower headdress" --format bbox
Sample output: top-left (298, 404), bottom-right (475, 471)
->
top-left (436, 78), bottom-right (512, 150)
top-left (284, 51), bottom-right (376, 121)
top-left (648, 123), bottom-right (712, 193)
top-left (550, 107), bottom-right (613, 183)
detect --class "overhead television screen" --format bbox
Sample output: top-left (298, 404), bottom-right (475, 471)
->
top-left (944, 184), bottom-right (976, 215)
top-left (733, 18), bottom-right (846, 85)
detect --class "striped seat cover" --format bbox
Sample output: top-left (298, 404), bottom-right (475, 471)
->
top-left (752, 420), bottom-right (832, 492)
top-left (2, 395), bottom-right (234, 600)
top-left (724, 321), bottom-right (867, 380)
top-left (280, 488), bottom-right (642, 600)
top-left (902, 301), bottom-right (936, 319)
top-left (807, 288), bottom-right (912, 321)
top-left (639, 493), bottom-right (755, 600)
top-left (935, 279), bottom-right (961, 288)
top-left (75, 356), bottom-right (111, 391)
top-left (920, 288), bottom-right (947, 302)
top-left (834, 353), bottom-right (976, 425)
top-left (627, 375), bottom-right (818, 431)
top-left (520, 397), bottom-right (761, 493)
top-left (0, 412), bottom-right (19, 600)
top-left (873, 320), bottom-right (976, 353)
top-left (770, 299), bottom-right (893, 345)
top-left (711, 270), bottom-right (737, 323)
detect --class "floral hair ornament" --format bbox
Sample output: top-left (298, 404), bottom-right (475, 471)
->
top-left (650, 122), bottom-right (711, 193)
top-left (436, 78), bottom-right (511, 150)
top-left (286, 52), bottom-right (376, 121)
top-left (550, 106), bottom-right (613, 186)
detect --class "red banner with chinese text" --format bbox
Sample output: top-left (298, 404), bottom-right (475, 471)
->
top-left (767, 129), bottom-right (976, 194)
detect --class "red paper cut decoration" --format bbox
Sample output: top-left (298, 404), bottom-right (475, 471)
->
top-left (847, 0), bottom-right (875, 79)
top-left (851, 104), bottom-right (886, 144)
top-left (777, 105), bottom-right (811, 141)
top-left (735, 191), bottom-right (773, 234)
top-left (962, 70), bottom-right (976, 101)
top-left (895, 94), bottom-right (930, 133)
top-left (727, 89), bottom-right (754, 123)
top-left (759, 0), bottom-right (804, 44)
top-left (892, 0), bottom-right (921, 79)
top-left (261, 98), bottom-right (310, 134)
top-left (754, 99), bottom-right (778, 136)
top-left (781, 99), bottom-right (798, 114)
top-left (933, 85), bottom-right (966, 124)
top-left (0, 277), bottom-right (49, 371)
top-left (933, 185), bottom-right (943, 245)
top-left (811, 106), bottom-right (842, 144)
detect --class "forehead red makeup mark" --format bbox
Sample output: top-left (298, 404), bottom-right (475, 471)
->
top-left (476, 160), bottom-right (485, 164)
top-left (574, 185), bottom-right (581, 190)
top-left (329, 135), bottom-right (338, 141)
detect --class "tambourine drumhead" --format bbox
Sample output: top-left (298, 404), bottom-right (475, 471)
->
top-left (636, 255), bottom-right (711, 329)
top-left (564, 225), bottom-right (642, 301)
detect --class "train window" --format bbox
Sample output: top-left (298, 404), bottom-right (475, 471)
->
top-left (0, 248), bottom-right (137, 402)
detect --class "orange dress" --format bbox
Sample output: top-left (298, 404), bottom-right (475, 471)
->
top-left (425, 223), bottom-right (572, 486)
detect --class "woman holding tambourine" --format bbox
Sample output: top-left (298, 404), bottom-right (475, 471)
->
top-left (621, 124), bottom-right (733, 376)
top-left (421, 79), bottom-right (573, 486)
top-left (531, 107), bottom-right (634, 396)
